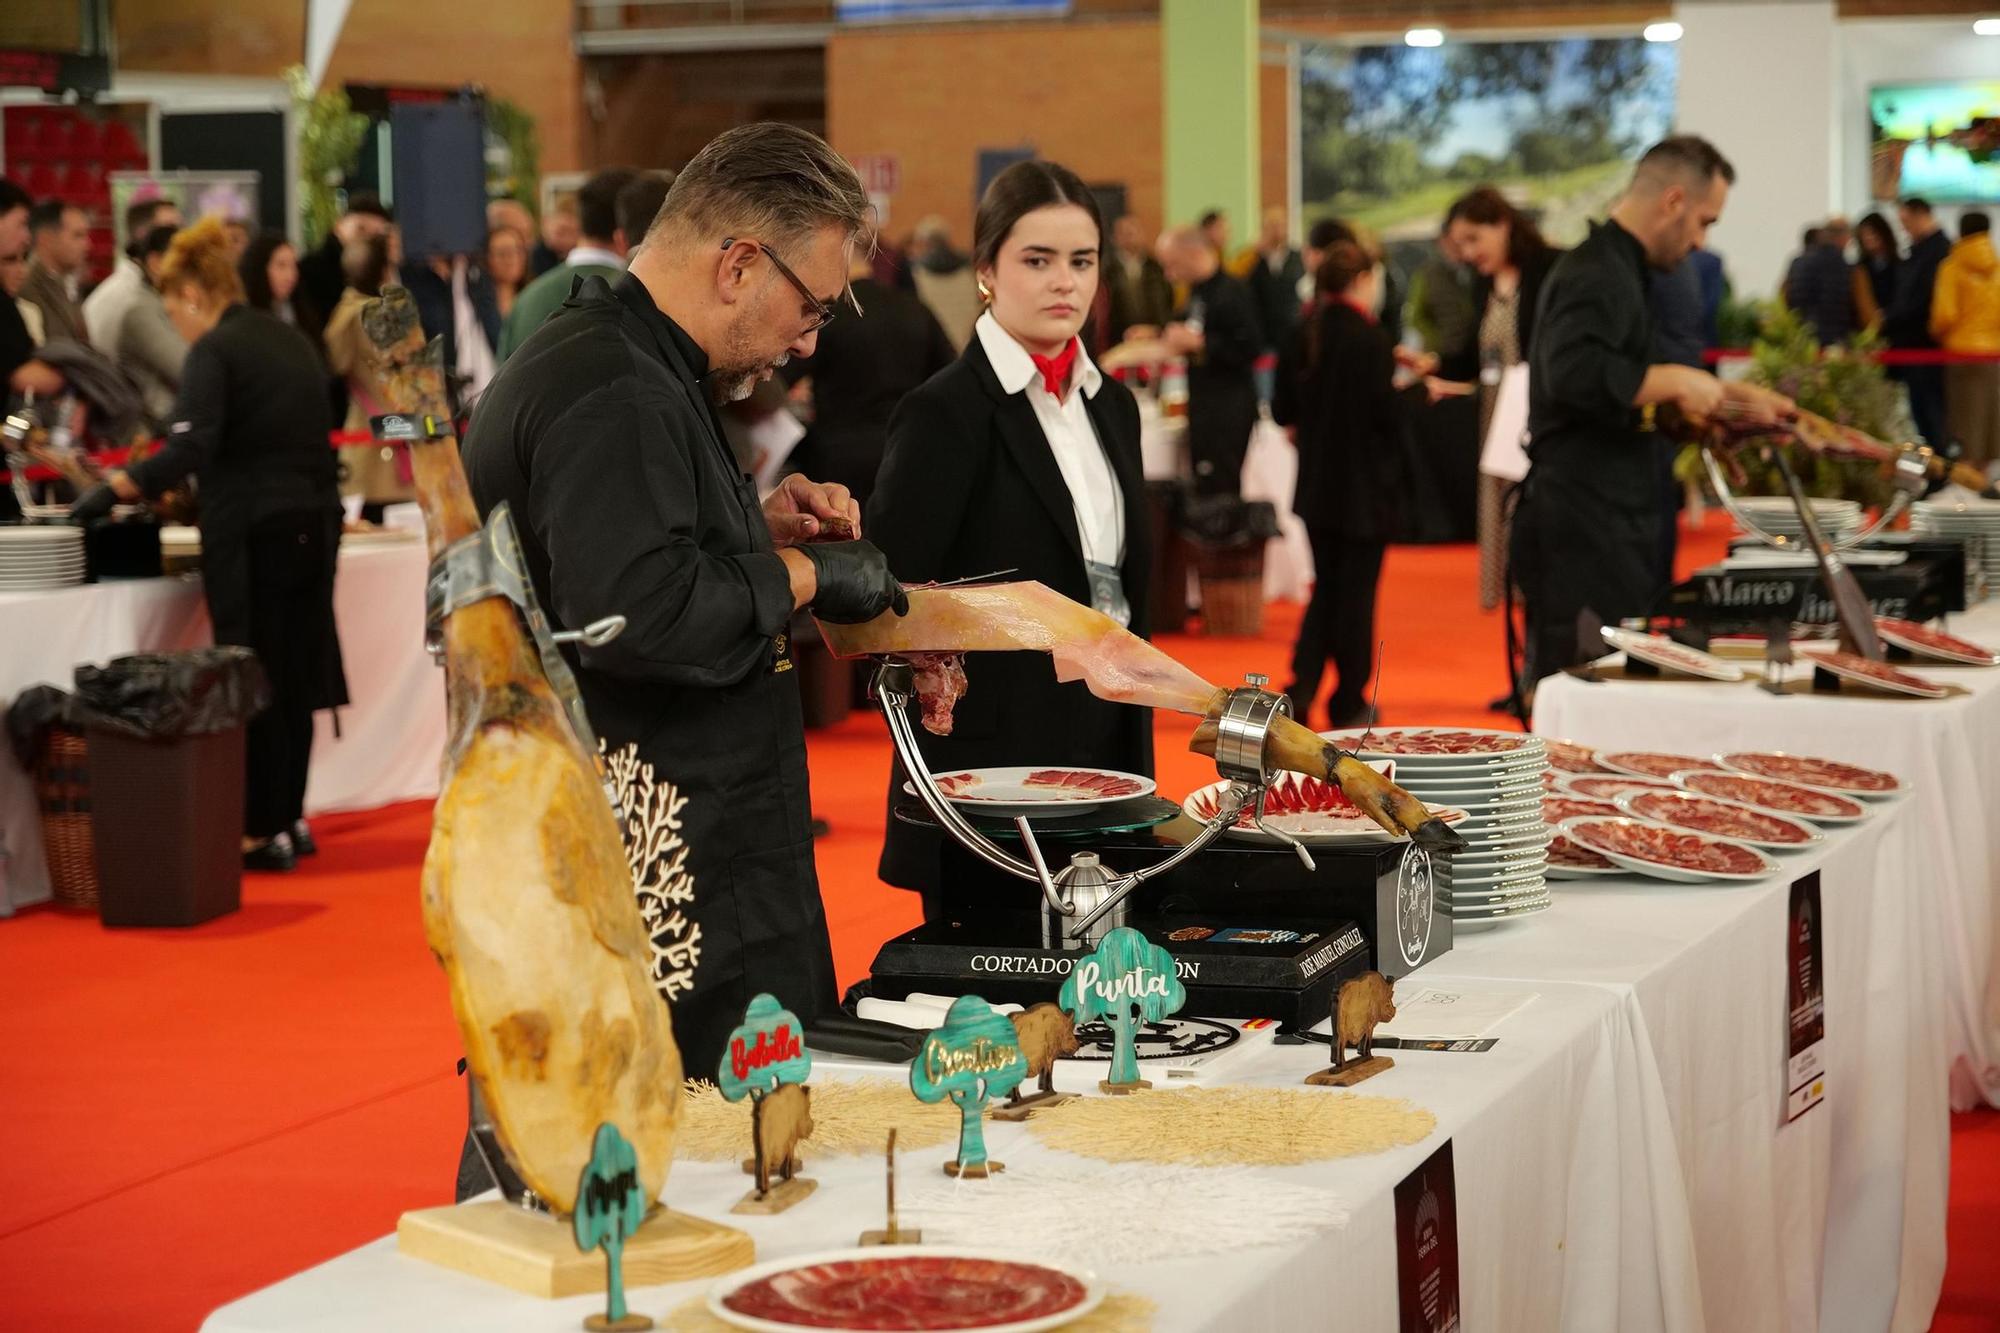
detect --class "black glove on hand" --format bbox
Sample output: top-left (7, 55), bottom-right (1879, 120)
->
top-left (69, 482), bottom-right (118, 523)
top-left (801, 539), bottom-right (909, 624)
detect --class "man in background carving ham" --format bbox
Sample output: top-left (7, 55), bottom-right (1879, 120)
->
top-left (462, 124), bottom-right (906, 1082)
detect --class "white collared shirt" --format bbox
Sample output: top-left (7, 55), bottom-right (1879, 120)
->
top-left (974, 311), bottom-right (1122, 566)
top-left (564, 245), bottom-right (625, 271)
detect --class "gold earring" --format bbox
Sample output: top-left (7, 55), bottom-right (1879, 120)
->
top-left (976, 280), bottom-right (992, 303)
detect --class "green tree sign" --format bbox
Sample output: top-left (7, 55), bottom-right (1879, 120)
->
top-left (573, 1122), bottom-right (648, 1328)
top-left (1059, 927), bottom-right (1186, 1088)
top-left (717, 993), bottom-right (811, 1103)
top-left (909, 995), bottom-right (1028, 1176)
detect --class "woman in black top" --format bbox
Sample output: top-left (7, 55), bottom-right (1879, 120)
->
top-left (1272, 240), bottom-right (1405, 730)
top-left (72, 218), bottom-right (348, 871)
top-left (240, 230), bottom-right (327, 360)
top-left (870, 160), bottom-right (1151, 908)
top-left (1854, 212), bottom-right (1899, 328)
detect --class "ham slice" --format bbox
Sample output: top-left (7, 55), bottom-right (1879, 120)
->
top-left (366, 288), bottom-right (680, 1213)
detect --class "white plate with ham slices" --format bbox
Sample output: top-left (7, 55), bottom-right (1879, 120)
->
top-left (1561, 774), bottom-right (1681, 801)
top-left (1546, 834), bottom-right (1624, 878)
top-left (1597, 751), bottom-right (1728, 781)
top-left (1182, 771), bottom-right (1468, 845)
top-left (1613, 788), bottom-right (1823, 851)
top-left (1543, 739), bottom-right (1609, 775)
top-left (1873, 617), bottom-right (2000, 667)
top-left (912, 767), bottom-right (1156, 816)
top-left (1714, 751), bottom-right (1903, 799)
top-left (1810, 650), bottom-right (1950, 699)
top-left (1672, 770), bottom-right (1869, 824)
top-left (1560, 816), bottom-right (1779, 883)
top-left (1601, 627), bottom-right (1748, 681)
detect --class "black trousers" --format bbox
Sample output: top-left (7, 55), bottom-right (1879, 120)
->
top-left (1895, 364), bottom-right (1947, 450)
top-left (1511, 474), bottom-right (1662, 685)
top-left (238, 514), bottom-right (330, 839)
top-left (1187, 384), bottom-right (1257, 497)
top-left (1289, 532), bottom-right (1386, 724)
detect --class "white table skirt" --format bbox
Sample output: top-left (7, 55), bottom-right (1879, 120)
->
top-left (203, 978), bottom-right (1702, 1333)
top-left (1532, 599), bottom-right (2000, 1116)
top-left (0, 540), bottom-right (443, 914)
top-left (1138, 402), bottom-right (1315, 605)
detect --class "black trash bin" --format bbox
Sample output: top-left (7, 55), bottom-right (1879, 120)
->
top-left (71, 648), bottom-right (269, 928)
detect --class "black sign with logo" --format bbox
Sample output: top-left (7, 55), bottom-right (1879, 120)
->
top-left (1786, 871), bottom-right (1826, 1122)
top-left (1395, 1140), bottom-right (1461, 1333)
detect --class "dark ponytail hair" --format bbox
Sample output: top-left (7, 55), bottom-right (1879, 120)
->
top-left (1305, 239), bottom-right (1374, 370)
top-left (972, 160), bottom-right (1102, 272)
top-left (1444, 185), bottom-right (1550, 269)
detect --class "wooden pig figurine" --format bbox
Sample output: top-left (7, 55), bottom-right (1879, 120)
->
top-left (1307, 971), bottom-right (1397, 1088)
top-left (1006, 1003), bottom-right (1079, 1105)
top-left (751, 1082), bottom-right (813, 1196)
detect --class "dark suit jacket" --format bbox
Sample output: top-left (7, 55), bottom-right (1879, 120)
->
top-left (1104, 252), bottom-right (1174, 338)
top-left (867, 335), bottom-right (1154, 890)
top-left (1444, 247), bottom-right (1562, 382)
top-left (22, 260), bottom-right (88, 346)
top-left (784, 276), bottom-right (956, 507)
top-left (1272, 300), bottom-right (1407, 544)
top-left (402, 259), bottom-right (503, 392)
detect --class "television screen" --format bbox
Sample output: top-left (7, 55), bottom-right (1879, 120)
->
top-left (1870, 82), bottom-right (2000, 203)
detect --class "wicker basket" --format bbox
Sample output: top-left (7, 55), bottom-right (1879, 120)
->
top-left (32, 727), bottom-right (99, 910)
top-left (1191, 541), bottom-right (1267, 637)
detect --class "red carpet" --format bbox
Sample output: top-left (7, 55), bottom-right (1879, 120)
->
top-left (2, 521), bottom-right (1995, 1330)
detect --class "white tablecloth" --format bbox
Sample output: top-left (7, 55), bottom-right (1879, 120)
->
top-left (1533, 600), bottom-right (2000, 1116)
top-left (0, 540), bottom-right (443, 914)
top-left (204, 977), bottom-right (1701, 1333)
top-left (200, 811), bottom-right (1945, 1333)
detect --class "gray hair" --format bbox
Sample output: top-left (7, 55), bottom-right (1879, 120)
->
top-left (648, 122), bottom-right (871, 254)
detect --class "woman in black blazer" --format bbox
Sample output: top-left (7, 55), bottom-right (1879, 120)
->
top-left (869, 161), bottom-right (1152, 906)
top-left (1271, 240), bottom-right (1405, 731)
top-left (1439, 188), bottom-right (1563, 623)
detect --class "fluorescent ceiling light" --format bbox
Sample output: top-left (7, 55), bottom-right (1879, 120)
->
top-left (1974, 17), bottom-right (2000, 36)
top-left (1644, 20), bottom-right (1683, 43)
top-left (1405, 27), bottom-right (1444, 48)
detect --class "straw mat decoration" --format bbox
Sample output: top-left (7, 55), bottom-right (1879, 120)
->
top-left (673, 1079), bottom-right (958, 1163)
top-left (1026, 1086), bottom-right (1436, 1166)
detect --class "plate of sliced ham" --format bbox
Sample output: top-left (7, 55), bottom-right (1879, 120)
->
top-left (1615, 788), bottom-right (1822, 850)
top-left (1673, 770), bottom-right (1868, 823)
top-left (1873, 618), bottom-right (2000, 667)
top-left (1597, 751), bottom-right (1724, 781)
top-left (1560, 816), bottom-right (1778, 883)
top-left (1543, 739), bottom-right (1608, 775)
top-left (1601, 627), bottom-right (1747, 681)
top-left (912, 767), bottom-right (1155, 816)
top-left (710, 1246), bottom-right (1102, 1332)
top-left (1715, 751), bottom-right (1902, 798)
top-left (1810, 650), bottom-right (1949, 699)
top-left (1183, 770), bottom-right (1467, 845)
top-left (1561, 774), bottom-right (1679, 800)
top-left (1546, 835), bottom-right (1623, 877)
top-left (1323, 726), bottom-right (1536, 757)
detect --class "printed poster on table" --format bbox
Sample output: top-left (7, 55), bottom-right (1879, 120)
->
top-left (1786, 871), bottom-right (1827, 1123)
top-left (1395, 1140), bottom-right (1461, 1333)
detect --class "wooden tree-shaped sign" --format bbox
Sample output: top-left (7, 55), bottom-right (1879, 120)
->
top-left (717, 993), bottom-right (817, 1214)
top-left (1059, 926), bottom-right (1187, 1094)
top-left (910, 995), bottom-right (1028, 1178)
top-left (572, 1123), bottom-right (653, 1332)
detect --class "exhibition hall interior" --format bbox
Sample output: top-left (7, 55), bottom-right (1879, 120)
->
top-left (7, 0), bottom-right (2000, 1328)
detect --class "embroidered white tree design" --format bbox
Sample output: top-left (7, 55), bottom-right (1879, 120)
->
top-left (600, 740), bottom-right (702, 1001)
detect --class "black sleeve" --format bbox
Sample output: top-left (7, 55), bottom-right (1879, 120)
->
top-left (0, 298), bottom-right (32, 381)
top-left (1270, 324), bottom-right (1305, 429)
top-left (525, 384), bottom-right (795, 689)
top-left (126, 336), bottom-right (228, 495)
top-left (870, 383), bottom-right (982, 584)
top-left (1533, 272), bottom-right (1648, 422)
top-left (1202, 281), bottom-right (1265, 370)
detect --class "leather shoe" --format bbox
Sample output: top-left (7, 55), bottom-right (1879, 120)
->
top-left (243, 836), bottom-right (297, 873)
top-left (291, 820), bottom-right (318, 856)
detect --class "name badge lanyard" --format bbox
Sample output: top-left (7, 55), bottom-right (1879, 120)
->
top-left (1065, 403), bottom-right (1129, 628)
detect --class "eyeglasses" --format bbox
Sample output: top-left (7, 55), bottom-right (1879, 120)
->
top-left (722, 237), bottom-right (837, 332)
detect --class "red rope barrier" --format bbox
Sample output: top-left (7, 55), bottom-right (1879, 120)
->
top-left (1703, 347), bottom-right (2000, 365)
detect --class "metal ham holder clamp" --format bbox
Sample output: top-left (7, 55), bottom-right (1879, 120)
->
top-left (873, 663), bottom-right (1317, 947)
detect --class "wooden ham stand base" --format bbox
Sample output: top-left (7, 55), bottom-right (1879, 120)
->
top-left (989, 1091), bottom-right (1077, 1123)
top-left (1306, 1056), bottom-right (1393, 1088)
top-left (1099, 1079), bottom-right (1152, 1096)
top-left (943, 1160), bottom-right (1003, 1179)
top-left (396, 1201), bottom-right (753, 1299)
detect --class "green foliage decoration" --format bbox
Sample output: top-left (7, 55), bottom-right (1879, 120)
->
top-left (485, 96), bottom-right (541, 217)
top-left (286, 66), bottom-right (369, 250)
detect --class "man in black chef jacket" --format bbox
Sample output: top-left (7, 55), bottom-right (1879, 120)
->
top-left (461, 123), bottom-right (906, 1081)
top-left (1157, 225), bottom-right (1264, 496)
top-left (1512, 136), bottom-right (1793, 693)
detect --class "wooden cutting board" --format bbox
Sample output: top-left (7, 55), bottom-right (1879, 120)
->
top-left (396, 1201), bottom-right (753, 1298)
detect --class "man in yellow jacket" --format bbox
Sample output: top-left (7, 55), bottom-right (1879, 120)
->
top-left (1931, 211), bottom-right (2000, 472)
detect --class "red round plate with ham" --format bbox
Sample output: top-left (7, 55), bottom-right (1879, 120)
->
top-left (1675, 770), bottom-right (1868, 822)
top-left (1598, 751), bottom-right (1723, 780)
top-left (1873, 618), bottom-right (2000, 667)
top-left (1811, 650), bottom-right (1949, 699)
top-left (1560, 816), bottom-right (1777, 882)
top-left (1323, 727), bottom-right (1536, 757)
top-left (710, 1247), bottom-right (1101, 1332)
top-left (1617, 789), bottom-right (1821, 849)
top-left (1562, 775), bottom-right (1678, 800)
top-left (1716, 752), bottom-right (1901, 797)
top-left (1543, 739), bottom-right (1607, 774)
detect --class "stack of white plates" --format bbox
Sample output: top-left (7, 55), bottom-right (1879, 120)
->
top-left (1323, 727), bottom-right (1550, 928)
top-left (1911, 498), bottom-right (2000, 603)
top-left (1733, 496), bottom-right (1864, 547)
top-left (0, 524), bottom-right (86, 591)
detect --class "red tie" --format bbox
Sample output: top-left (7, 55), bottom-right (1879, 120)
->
top-left (1030, 341), bottom-right (1079, 399)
